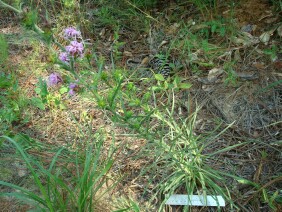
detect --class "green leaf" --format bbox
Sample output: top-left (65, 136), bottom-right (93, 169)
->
top-left (151, 86), bottom-right (161, 91)
top-left (35, 87), bottom-right (41, 94)
top-left (128, 99), bottom-right (141, 107)
top-left (59, 103), bottom-right (67, 110)
top-left (237, 178), bottom-right (260, 189)
top-left (23, 11), bottom-right (38, 29)
top-left (98, 99), bottom-right (106, 109)
top-left (31, 97), bottom-right (45, 110)
top-left (179, 83), bottom-right (192, 89)
top-left (211, 24), bottom-right (217, 33)
top-left (55, 98), bottom-right (60, 106)
top-left (101, 72), bottom-right (108, 81)
top-left (59, 86), bottom-right (68, 94)
top-left (220, 27), bottom-right (226, 36)
top-left (173, 76), bottom-right (181, 85)
top-left (124, 111), bottom-right (133, 118)
top-left (130, 198), bottom-right (140, 212)
top-left (155, 74), bottom-right (165, 81)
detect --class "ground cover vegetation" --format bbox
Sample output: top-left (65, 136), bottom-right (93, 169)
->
top-left (0, 0), bottom-right (281, 211)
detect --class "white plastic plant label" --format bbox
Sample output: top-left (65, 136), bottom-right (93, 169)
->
top-left (165, 194), bottom-right (225, 207)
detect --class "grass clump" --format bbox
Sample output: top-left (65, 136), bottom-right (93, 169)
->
top-left (0, 132), bottom-right (117, 211)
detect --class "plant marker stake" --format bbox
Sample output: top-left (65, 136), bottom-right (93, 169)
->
top-left (165, 194), bottom-right (225, 207)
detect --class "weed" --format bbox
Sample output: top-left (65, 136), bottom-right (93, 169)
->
top-left (224, 61), bottom-right (238, 86)
top-left (0, 72), bottom-right (29, 135)
top-left (0, 34), bottom-right (8, 65)
top-left (139, 91), bottom-right (244, 210)
top-left (264, 44), bottom-right (280, 62)
top-left (111, 29), bottom-right (126, 62)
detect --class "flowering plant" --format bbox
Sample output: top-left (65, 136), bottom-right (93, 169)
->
top-left (47, 73), bottom-right (63, 87)
top-left (69, 82), bottom-right (78, 96)
top-left (58, 27), bottom-right (84, 67)
top-left (64, 27), bottom-right (81, 39)
top-left (59, 52), bottom-right (70, 64)
top-left (54, 27), bottom-right (85, 97)
top-left (65, 40), bottom-right (84, 57)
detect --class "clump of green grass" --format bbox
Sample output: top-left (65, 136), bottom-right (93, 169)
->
top-left (135, 87), bottom-right (248, 210)
top-left (0, 132), bottom-right (117, 211)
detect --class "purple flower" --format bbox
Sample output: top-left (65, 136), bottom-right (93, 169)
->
top-left (64, 27), bottom-right (81, 39)
top-left (65, 41), bottom-right (84, 57)
top-left (69, 82), bottom-right (77, 89)
top-left (47, 73), bottom-right (63, 87)
top-left (69, 89), bottom-right (75, 96)
top-left (68, 82), bottom-right (78, 96)
top-left (59, 52), bottom-right (70, 64)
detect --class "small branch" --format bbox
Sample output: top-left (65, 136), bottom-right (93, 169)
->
top-left (0, 0), bottom-right (22, 14)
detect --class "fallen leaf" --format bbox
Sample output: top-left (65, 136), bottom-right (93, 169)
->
top-left (259, 27), bottom-right (277, 45)
top-left (252, 62), bottom-right (265, 70)
top-left (265, 16), bottom-right (278, 24)
top-left (208, 67), bottom-right (224, 81)
top-left (232, 32), bottom-right (259, 46)
top-left (241, 24), bottom-right (256, 33)
top-left (189, 53), bottom-right (198, 61)
top-left (259, 31), bottom-right (271, 45)
top-left (202, 84), bottom-right (214, 92)
top-left (234, 49), bottom-right (242, 62)
top-left (123, 51), bottom-right (133, 57)
top-left (141, 57), bottom-right (149, 65)
top-left (236, 71), bottom-right (259, 80)
top-left (158, 40), bottom-right (169, 48)
top-left (99, 28), bottom-right (106, 37)
top-left (273, 60), bottom-right (282, 70)
top-left (218, 51), bottom-right (232, 60)
top-left (166, 23), bottom-right (180, 35)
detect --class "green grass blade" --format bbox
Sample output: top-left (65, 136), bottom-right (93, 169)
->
top-left (0, 181), bottom-right (47, 207)
top-left (1, 136), bottom-right (54, 211)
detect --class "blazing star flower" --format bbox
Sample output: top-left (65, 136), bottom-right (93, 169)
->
top-left (65, 41), bottom-right (84, 57)
top-left (69, 82), bottom-right (77, 89)
top-left (59, 52), bottom-right (70, 64)
top-left (68, 82), bottom-right (78, 96)
top-left (69, 89), bottom-right (75, 96)
top-left (47, 73), bottom-right (63, 87)
top-left (64, 27), bottom-right (81, 39)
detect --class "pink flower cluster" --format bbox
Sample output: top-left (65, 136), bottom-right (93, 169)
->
top-left (65, 41), bottom-right (84, 57)
top-left (47, 73), bottom-right (63, 87)
top-left (59, 27), bottom-right (84, 64)
top-left (69, 82), bottom-right (77, 96)
top-left (64, 27), bottom-right (81, 39)
top-left (58, 52), bottom-right (70, 63)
